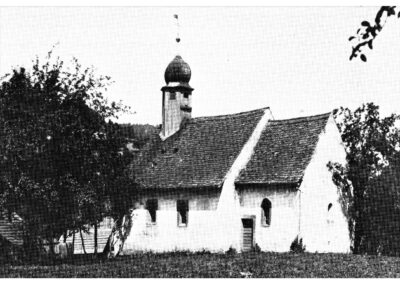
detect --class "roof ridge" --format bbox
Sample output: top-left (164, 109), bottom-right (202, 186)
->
top-left (270, 112), bottom-right (331, 124)
top-left (191, 107), bottom-right (269, 122)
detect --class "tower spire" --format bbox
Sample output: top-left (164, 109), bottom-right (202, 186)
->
top-left (174, 14), bottom-right (181, 55)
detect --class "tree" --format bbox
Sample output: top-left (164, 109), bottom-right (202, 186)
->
top-left (349, 6), bottom-right (398, 62)
top-left (328, 103), bottom-right (400, 253)
top-left (361, 154), bottom-right (400, 256)
top-left (0, 51), bottom-right (134, 258)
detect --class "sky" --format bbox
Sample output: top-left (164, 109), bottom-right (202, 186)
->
top-left (1, 7), bottom-right (400, 125)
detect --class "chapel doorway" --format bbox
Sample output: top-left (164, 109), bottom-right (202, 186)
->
top-left (241, 218), bottom-right (254, 252)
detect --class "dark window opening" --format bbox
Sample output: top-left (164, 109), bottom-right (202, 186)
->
top-left (170, 92), bottom-right (176, 100)
top-left (177, 200), bottom-right (189, 226)
top-left (261, 198), bottom-right (272, 226)
top-left (327, 203), bottom-right (334, 225)
top-left (183, 93), bottom-right (189, 99)
top-left (146, 199), bottom-right (158, 223)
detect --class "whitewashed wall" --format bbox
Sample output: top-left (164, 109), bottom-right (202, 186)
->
top-left (125, 186), bottom-right (299, 253)
top-left (299, 115), bottom-right (351, 253)
top-left (238, 186), bottom-right (299, 252)
top-left (123, 188), bottom-right (226, 253)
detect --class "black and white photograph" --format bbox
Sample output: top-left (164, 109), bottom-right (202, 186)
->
top-left (1, 1), bottom-right (400, 278)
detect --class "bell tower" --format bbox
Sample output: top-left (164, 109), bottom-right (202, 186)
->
top-left (160, 15), bottom-right (194, 139)
top-left (160, 55), bottom-right (193, 139)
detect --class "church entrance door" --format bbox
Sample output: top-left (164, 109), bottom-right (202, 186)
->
top-left (241, 218), bottom-right (254, 252)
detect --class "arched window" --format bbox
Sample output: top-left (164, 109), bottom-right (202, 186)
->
top-left (146, 199), bottom-right (158, 224)
top-left (177, 200), bottom-right (189, 227)
top-left (261, 198), bottom-right (272, 226)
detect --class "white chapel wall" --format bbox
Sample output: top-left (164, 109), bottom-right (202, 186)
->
top-left (238, 185), bottom-right (299, 252)
top-left (299, 115), bottom-right (351, 253)
top-left (123, 188), bottom-right (225, 253)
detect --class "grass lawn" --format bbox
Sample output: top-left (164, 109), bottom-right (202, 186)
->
top-left (1, 251), bottom-right (400, 278)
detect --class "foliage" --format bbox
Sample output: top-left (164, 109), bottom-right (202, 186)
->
top-left (252, 243), bottom-right (261, 253)
top-left (349, 6), bottom-right (398, 61)
top-left (328, 102), bottom-right (400, 254)
top-left (2, 252), bottom-right (400, 277)
top-left (0, 238), bottom-right (24, 265)
top-left (290, 237), bottom-right (306, 254)
top-left (225, 247), bottom-right (237, 255)
top-left (360, 154), bottom-right (400, 256)
top-left (0, 51), bottom-right (134, 258)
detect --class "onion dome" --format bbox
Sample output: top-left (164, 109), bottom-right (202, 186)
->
top-left (164, 55), bottom-right (191, 84)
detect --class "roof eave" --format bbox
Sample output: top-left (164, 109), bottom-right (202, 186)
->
top-left (136, 183), bottom-right (223, 191)
top-left (235, 181), bottom-right (300, 188)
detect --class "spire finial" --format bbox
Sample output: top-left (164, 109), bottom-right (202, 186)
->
top-left (174, 14), bottom-right (180, 44)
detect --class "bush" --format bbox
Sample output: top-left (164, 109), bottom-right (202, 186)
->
top-left (252, 243), bottom-right (261, 253)
top-left (0, 240), bottom-right (24, 265)
top-left (195, 249), bottom-right (211, 255)
top-left (290, 237), bottom-right (306, 253)
top-left (225, 247), bottom-right (237, 255)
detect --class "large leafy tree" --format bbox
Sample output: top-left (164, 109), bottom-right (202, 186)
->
top-left (0, 52), bottom-right (134, 257)
top-left (346, 7), bottom-right (400, 254)
top-left (328, 103), bottom-right (400, 253)
top-left (362, 154), bottom-right (400, 256)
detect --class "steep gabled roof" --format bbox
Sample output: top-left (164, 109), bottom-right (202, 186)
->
top-left (130, 108), bottom-right (267, 189)
top-left (236, 112), bottom-right (331, 185)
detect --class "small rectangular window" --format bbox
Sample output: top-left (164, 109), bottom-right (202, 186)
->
top-left (177, 200), bottom-right (189, 227)
top-left (146, 199), bottom-right (158, 223)
top-left (170, 92), bottom-right (176, 100)
top-left (183, 93), bottom-right (189, 99)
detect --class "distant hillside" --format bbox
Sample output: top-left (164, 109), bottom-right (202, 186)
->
top-left (117, 123), bottom-right (160, 149)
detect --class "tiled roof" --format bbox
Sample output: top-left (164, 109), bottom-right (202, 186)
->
top-left (0, 217), bottom-right (24, 246)
top-left (236, 112), bottom-right (331, 185)
top-left (130, 108), bottom-right (267, 189)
